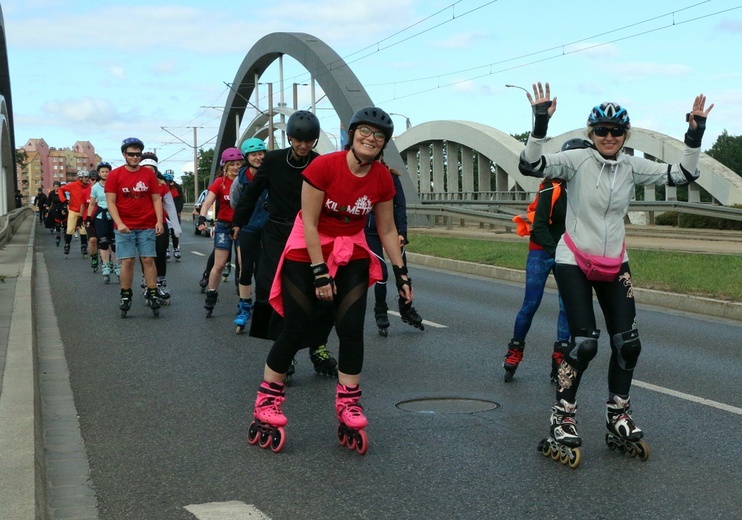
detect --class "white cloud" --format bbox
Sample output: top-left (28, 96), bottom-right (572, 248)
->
top-left (42, 97), bottom-right (122, 124)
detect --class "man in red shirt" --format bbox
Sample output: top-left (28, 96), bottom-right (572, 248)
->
top-left (105, 137), bottom-right (164, 317)
top-left (58, 170), bottom-right (92, 257)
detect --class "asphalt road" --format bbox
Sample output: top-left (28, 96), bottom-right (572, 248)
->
top-left (39, 225), bottom-right (742, 520)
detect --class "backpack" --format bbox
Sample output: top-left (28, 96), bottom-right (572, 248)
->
top-left (512, 181), bottom-right (562, 237)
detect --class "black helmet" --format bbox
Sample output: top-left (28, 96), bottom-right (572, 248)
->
top-left (121, 137), bottom-right (144, 152)
top-left (286, 110), bottom-right (320, 141)
top-left (97, 161), bottom-right (112, 172)
top-left (561, 138), bottom-right (592, 151)
top-left (349, 106), bottom-right (394, 142)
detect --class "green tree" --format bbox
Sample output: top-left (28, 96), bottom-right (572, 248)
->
top-left (705, 130), bottom-right (742, 176)
top-left (15, 149), bottom-right (28, 169)
top-left (180, 148), bottom-right (214, 203)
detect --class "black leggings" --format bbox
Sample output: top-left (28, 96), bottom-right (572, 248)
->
top-left (238, 229), bottom-right (261, 286)
top-left (155, 222), bottom-right (169, 278)
top-left (555, 262), bottom-right (638, 402)
top-left (266, 258), bottom-right (370, 376)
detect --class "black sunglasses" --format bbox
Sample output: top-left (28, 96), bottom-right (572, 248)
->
top-left (125, 152), bottom-right (142, 157)
top-left (593, 126), bottom-right (626, 138)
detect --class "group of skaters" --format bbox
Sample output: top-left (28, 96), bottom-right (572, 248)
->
top-left (37, 84), bottom-right (714, 465)
top-left (39, 140), bottom-right (184, 316)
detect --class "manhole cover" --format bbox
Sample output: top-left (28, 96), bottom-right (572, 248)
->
top-left (395, 398), bottom-right (501, 414)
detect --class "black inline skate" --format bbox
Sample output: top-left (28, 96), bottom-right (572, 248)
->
top-left (156, 279), bottom-right (171, 306)
top-left (605, 395), bottom-right (649, 460)
top-left (90, 253), bottom-right (98, 272)
top-left (310, 345), bottom-right (338, 377)
top-left (398, 299), bottom-right (424, 330)
top-left (204, 289), bottom-right (218, 317)
top-left (198, 271), bottom-right (209, 293)
top-left (247, 381), bottom-right (287, 453)
top-left (503, 339), bottom-right (525, 382)
top-left (144, 287), bottom-right (161, 317)
top-left (81, 244), bottom-right (88, 259)
top-left (63, 243), bottom-right (70, 257)
top-left (173, 248), bottom-right (181, 261)
top-left (55, 233), bottom-right (61, 246)
top-left (537, 399), bottom-right (582, 469)
top-left (374, 305), bottom-right (390, 337)
top-left (221, 264), bottom-right (231, 283)
top-left (119, 288), bottom-right (133, 318)
top-left (284, 359), bottom-right (297, 387)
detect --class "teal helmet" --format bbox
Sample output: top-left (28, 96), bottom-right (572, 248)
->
top-left (241, 137), bottom-right (267, 155)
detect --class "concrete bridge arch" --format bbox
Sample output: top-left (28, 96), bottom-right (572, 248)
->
top-left (212, 32), bottom-right (419, 203)
top-left (394, 122), bottom-right (742, 205)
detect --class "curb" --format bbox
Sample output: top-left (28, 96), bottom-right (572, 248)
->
top-left (406, 252), bottom-right (742, 322)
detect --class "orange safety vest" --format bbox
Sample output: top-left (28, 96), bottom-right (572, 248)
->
top-left (512, 181), bottom-right (562, 237)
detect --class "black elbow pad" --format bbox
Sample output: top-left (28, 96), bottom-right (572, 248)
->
top-left (519, 155), bottom-right (546, 178)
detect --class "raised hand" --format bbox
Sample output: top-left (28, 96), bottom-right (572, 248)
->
top-left (526, 82), bottom-right (557, 117)
top-left (688, 94), bottom-right (714, 129)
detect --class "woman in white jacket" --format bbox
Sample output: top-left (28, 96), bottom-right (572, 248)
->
top-left (519, 82), bottom-right (713, 467)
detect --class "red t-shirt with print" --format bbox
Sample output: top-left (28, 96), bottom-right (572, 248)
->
top-left (105, 166), bottom-right (160, 229)
top-left (207, 176), bottom-right (235, 223)
top-left (303, 151), bottom-right (395, 237)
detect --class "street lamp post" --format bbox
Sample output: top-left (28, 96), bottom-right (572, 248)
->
top-left (505, 84), bottom-right (534, 129)
top-left (389, 112), bottom-right (412, 131)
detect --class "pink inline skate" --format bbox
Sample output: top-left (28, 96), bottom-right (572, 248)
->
top-left (247, 381), bottom-right (287, 453)
top-left (336, 384), bottom-right (368, 455)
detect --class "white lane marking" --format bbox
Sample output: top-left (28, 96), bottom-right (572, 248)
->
top-left (387, 311), bottom-right (447, 329)
top-left (191, 251), bottom-right (205, 256)
top-left (185, 501), bottom-right (270, 519)
top-left (633, 379), bottom-right (742, 415)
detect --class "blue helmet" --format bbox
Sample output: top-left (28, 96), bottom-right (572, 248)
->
top-left (120, 137), bottom-right (144, 152)
top-left (162, 169), bottom-right (175, 182)
top-left (97, 161), bottom-right (112, 172)
top-left (587, 102), bottom-right (630, 129)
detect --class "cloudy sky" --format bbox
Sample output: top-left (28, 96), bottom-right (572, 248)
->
top-left (3, 0), bottom-right (741, 178)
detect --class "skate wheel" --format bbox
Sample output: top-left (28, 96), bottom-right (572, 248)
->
top-left (200, 287), bottom-right (205, 294)
top-left (355, 429), bottom-right (368, 455)
top-left (605, 434), bottom-right (617, 450)
top-left (551, 447), bottom-right (561, 461)
top-left (346, 433), bottom-right (357, 451)
top-left (378, 328), bottom-right (388, 337)
top-left (337, 425), bottom-right (347, 447)
top-left (503, 369), bottom-right (515, 383)
top-left (247, 422), bottom-right (260, 445)
top-left (236, 326), bottom-right (244, 334)
top-left (152, 309), bottom-right (159, 318)
top-left (206, 309), bottom-right (213, 318)
top-left (270, 427), bottom-right (286, 453)
top-left (537, 439), bottom-right (551, 457)
top-left (635, 440), bottom-right (649, 461)
top-left (567, 448), bottom-right (581, 468)
top-left (258, 430), bottom-right (272, 449)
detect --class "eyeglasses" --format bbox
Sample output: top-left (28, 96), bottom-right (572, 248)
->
top-left (592, 126), bottom-right (626, 138)
top-left (357, 126), bottom-right (386, 142)
top-left (125, 152), bottom-right (142, 157)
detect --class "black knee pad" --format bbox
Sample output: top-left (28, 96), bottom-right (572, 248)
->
top-left (612, 329), bottom-right (641, 370)
top-left (99, 237), bottom-right (110, 250)
top-left (566, 329), bottom-right (600, 371)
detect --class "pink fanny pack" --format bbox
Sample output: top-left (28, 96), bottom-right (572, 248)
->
top-left (563, 233), bottom-right (625, 282)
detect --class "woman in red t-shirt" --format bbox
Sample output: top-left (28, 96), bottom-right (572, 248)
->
top-left (247, 107), bottom-right (414, 455)
top-left (197, 148), bottom-right (242, 315)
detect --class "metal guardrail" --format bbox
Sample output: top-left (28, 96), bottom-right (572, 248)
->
top-left (407, 200), bottom-right (742, 232)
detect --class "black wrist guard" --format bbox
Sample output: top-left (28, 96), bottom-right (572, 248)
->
top-left (684, 115), bottom-right (707, 148)
top-left (392, 265), bottom-right (412, 292)
top-left (314, 275), bottom-right (334, 288)
top-left (531, 101), bottom-right (552, 139)
top-left (198, 215), bottom-right (206, 227)
top-left (311, 262), bottom-right (329, 276)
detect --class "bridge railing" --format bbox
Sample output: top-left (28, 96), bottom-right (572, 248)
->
top-left (407, 200), bottom-right (742, 233)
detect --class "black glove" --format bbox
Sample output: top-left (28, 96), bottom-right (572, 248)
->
top-left (392, 265), bottom-right (412, 293)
